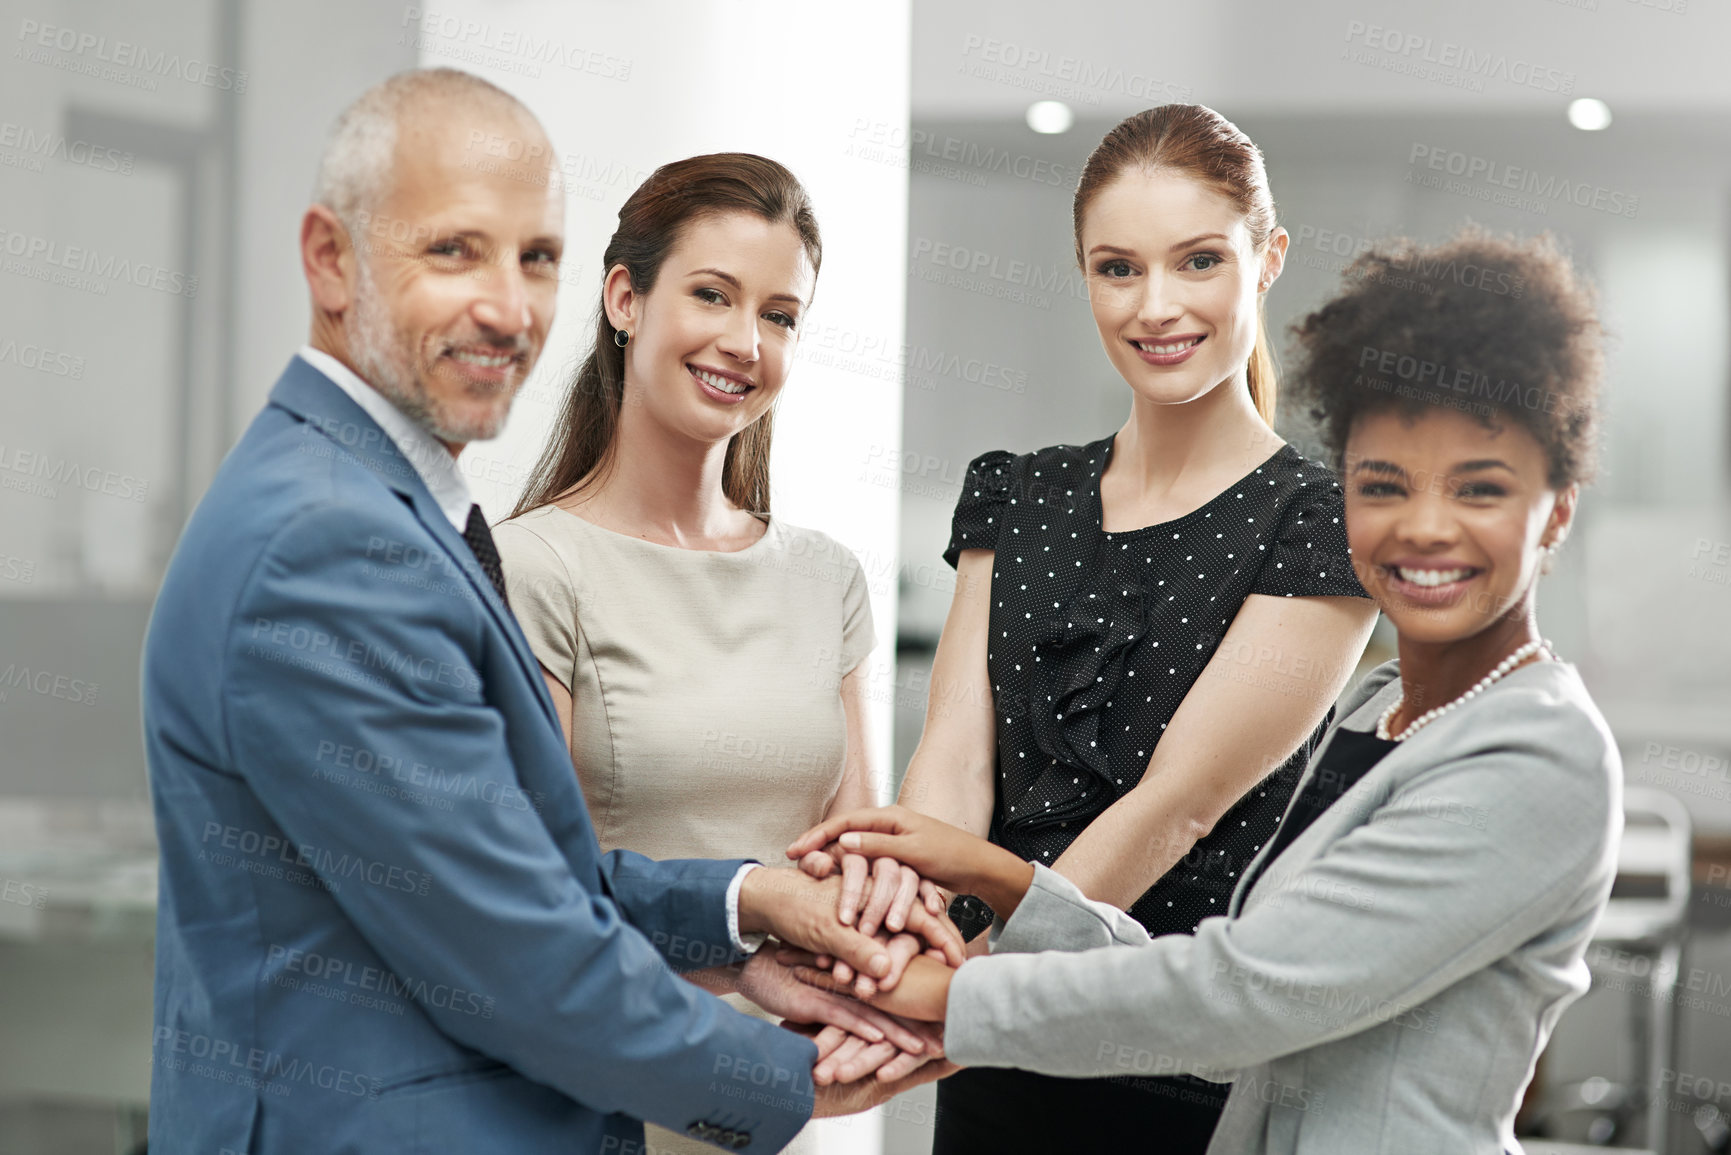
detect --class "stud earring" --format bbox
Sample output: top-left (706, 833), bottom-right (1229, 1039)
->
top-left (614, 329), bottom-right (631, 348)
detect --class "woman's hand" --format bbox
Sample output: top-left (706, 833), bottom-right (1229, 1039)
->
top-left (739, 866), bottom-right (964, 993)
top-left (788, 806), bottom-right (1035, 920)
top-left (796, 843), bottom-right (947, 938)
top-left (779, 946), bottom-right (957, 1025)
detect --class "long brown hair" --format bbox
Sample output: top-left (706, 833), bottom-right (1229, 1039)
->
top-left (1072, 105), bottom-right (1280, 425)
top-left (512, 153), bottom-right (822, 519)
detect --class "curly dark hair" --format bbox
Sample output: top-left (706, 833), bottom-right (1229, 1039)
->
top-left (1287, 226), bottom-right (1604, 488)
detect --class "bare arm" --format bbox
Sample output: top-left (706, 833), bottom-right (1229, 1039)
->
top-left (541, 665), bottom-right (574, 745)
top-left (825, 662), bottom-right (883, 816)
top-left (1050, 594), bottom-right (1376, 911)
top-left (896, 549), bottom-right (999, 836)
top-left (800, 552), bottom-right (1002, 947)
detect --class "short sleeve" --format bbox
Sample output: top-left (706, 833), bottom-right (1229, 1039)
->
top-left (942, 449), bottom-right (1018, 569)
top-left (1249, 478), bottom-right (1370, 600)
top-left (839, 550), bottom-right (877, 675)
top-left (493, 518), bottom-right (580, 682)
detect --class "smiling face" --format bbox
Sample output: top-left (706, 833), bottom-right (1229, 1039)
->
top-left (606, 210), bottom-right (814, 447)
top-left (1080, 168), bottom-right (1283, 408)
top-left (332, 103), bottom-right (564, 447)
top-left (1344, 407), bottom-right (1577, 645)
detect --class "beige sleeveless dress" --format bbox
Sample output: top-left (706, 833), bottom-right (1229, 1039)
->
top-left (495, 505), bottom-right (876, 1155)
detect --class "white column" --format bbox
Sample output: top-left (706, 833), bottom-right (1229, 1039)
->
top-left (414, 5), bottom-right (911, 1151)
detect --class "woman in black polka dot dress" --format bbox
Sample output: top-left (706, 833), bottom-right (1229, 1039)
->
top-left (894, 107), bottom-right (1378, 1153)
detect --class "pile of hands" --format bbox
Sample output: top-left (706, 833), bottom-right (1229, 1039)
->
top-left (730, 807), bottom-right (1034, 1115)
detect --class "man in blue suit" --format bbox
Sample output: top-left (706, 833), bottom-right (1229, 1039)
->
top-left (142, 68), bottom-right (952, 1153)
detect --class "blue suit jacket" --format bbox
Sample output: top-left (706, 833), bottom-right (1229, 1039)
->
top-left (143, 357), bottom-right (817, 1153)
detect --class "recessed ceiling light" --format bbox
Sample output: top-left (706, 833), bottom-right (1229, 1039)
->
top-left (1026, 101), bottom-right (1073, 135)
top-left (1568, 98), bottom-right (1612, 131)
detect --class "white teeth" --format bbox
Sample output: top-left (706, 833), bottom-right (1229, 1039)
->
top-left (451, 349), bottom-right (514, 368)
top-left (693, 367), bottom-right (749, 395)
top-left (1396, 567), bottom-right (1472, 587)
top-left (1135, 337), bottom-right (1202, 355)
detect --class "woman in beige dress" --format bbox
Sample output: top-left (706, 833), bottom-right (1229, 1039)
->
top-left (494, 153), bottom-right (938, 1155)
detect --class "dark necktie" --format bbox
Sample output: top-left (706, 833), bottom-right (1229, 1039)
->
top-left (462, 504), bottom-right (511, 609)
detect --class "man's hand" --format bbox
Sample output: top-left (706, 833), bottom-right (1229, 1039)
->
top-left (788, 806), bottom-right (1035, 920)
top-left (815, 1015), bottom-right (944, 1086)
top-left (810, 1057), bottom-right (958, 1117)
top-left (735, 947), bottom-right (933, 1056)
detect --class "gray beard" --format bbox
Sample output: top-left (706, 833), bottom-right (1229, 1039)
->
top-left (344, 261), bottom-right (511, 445)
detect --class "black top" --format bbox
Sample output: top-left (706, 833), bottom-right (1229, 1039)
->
top-left (943, 435), bottom-right (1369, 938)
top-left (1239, 726), bottom-right (1399, 898)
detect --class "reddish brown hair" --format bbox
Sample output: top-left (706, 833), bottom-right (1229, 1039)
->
top-left (1073, 105), bottom-right (1280, 424)
top-left (512, 152), bottom-right (822, 518)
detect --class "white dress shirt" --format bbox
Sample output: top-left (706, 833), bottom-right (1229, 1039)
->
top-left (296, 345), bottom-right (762, 954)
top-left (298, 345), bottom-right (473, 533)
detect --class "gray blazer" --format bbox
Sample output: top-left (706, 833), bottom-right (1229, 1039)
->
top-left (946, 658), bottom-right (1622, 1155)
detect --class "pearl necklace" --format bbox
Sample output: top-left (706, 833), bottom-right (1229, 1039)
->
top-left (1376, 638), bottom-right (1554, 742)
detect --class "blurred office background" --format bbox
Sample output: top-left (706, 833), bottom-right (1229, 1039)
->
top-left (0, 0), bottom-right (1727, 1152)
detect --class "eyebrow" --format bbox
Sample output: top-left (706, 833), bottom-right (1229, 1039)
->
top-left (424, 228), bottom-right (563, 254)
top-left (688, 267), bottom-right (805, 306)
top-left (1087, 233), bottom-right (1232, 259)
top-left (1351, 458), bottom-right (1518, 477)
top-left (1351, 459), bottom-right (1404, 477)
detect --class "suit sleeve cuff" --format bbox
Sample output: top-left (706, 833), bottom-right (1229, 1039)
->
top-left (727, 862), bottom-right (768, 955)
top-left (993, 863), bottom-right (1151, 955)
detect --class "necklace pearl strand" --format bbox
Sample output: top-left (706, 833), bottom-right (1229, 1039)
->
top-left (1376, 638), bottom-right (1555, 742)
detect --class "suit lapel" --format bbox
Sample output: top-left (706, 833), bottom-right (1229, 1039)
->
top-left (267, 359), bottom-right (561, 734)
top-left (1230, 672), bottom-right (1405, 916)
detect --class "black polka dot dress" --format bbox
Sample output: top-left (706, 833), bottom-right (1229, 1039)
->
top-left (930, 434), bottom-right (1368, 1155)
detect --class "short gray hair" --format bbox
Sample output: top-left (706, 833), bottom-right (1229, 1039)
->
top-left (312, 67), bottom-right (542, 235)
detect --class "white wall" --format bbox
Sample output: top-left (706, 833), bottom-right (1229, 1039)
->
top-left (912, 0), bottom-right (1731, 119)
top-left (413, 6), bottom-right (912, 1150)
